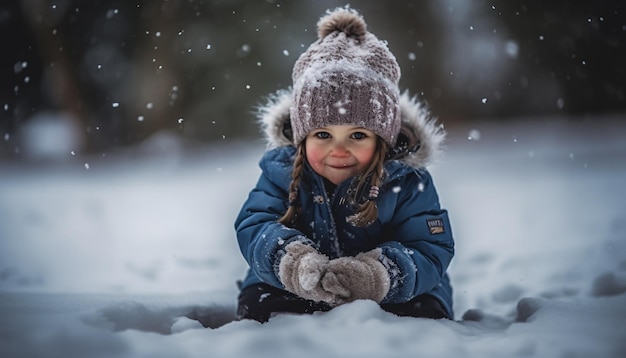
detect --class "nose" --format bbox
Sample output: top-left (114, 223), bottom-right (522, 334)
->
top-left (330, 141), bottom-right (350, 157)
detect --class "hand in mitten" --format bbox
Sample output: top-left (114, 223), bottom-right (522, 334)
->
top-left (321, 248), bottom-right (391, 306)
top-left (278, 241), bottom-right (335, 302)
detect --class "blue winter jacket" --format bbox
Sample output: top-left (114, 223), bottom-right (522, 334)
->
top-left (235, 90), bottom-right (455, 317)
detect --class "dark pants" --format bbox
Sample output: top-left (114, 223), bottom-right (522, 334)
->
top-left (237, 283), bottom-right (449, 323)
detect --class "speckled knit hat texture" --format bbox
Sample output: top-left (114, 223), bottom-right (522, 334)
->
top-left (290, 7), bottom-right (402, 146)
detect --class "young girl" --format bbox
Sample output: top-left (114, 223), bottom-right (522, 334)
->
top-left (235, 7), bottom-right (454, 323)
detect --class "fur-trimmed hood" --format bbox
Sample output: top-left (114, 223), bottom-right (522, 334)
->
top-left (257, 89), bottom-right (446, 169)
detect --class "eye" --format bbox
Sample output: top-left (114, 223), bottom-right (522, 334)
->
top-left (314, 131), bottom-right (331, 139)
top-left (350, 132), bottom-right (368, 140)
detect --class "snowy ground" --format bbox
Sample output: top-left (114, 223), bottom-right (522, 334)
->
top-left (1, 115), bottom-right (626, 358)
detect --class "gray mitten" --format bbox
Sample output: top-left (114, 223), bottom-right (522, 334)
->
top-left (321, 248), bottom-right (391, 305)
top-left (278, 241), bottom-right (335, 302)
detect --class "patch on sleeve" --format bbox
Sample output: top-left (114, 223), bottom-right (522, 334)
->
top-left (426, 218), bottom-right (445, 234)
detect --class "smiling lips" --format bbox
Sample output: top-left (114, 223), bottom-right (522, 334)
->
top-left (327, 163), bottom-right (354, 169)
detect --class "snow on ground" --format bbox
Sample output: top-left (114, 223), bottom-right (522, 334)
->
top-left (1, 115), bottom-right (625, 358)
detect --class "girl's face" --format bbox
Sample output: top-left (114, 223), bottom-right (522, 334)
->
top-left (305, 125), bottom-right (377, 185)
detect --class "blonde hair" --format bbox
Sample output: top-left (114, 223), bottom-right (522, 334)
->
top-left (279, 137), bottom-right (387, 228)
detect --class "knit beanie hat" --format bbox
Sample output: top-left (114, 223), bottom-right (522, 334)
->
top-left (290, 7), bottom-right (402, 146)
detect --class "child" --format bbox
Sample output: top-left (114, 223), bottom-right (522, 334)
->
top-left (235, 7), bottom-right (454, 323)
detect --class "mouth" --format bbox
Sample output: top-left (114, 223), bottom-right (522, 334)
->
top-left (327, 163), bottom-right (355, 169)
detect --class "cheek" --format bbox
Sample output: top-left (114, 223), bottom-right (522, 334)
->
top-left (355, 148), bottom-right (376, 167)
top-left (305, 146), bottom-right (324, 169)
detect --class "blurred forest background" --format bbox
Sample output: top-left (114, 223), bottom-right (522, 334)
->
top-left (1, 0), bottom-right (624, 161)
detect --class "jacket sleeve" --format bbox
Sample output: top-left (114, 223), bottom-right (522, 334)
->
top-left (378, 169), bottom-right (454, 304)
top-left (234, 169), bottom-right (311, 289)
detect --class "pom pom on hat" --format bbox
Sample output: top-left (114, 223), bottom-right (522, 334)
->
top-left (290, 7), bottom-right (402, 146)
top-left (317, 7), bottom-right (367, 41)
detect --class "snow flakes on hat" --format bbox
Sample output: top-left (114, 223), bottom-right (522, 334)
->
top-left (290, 6), bottom-right (402, 146)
